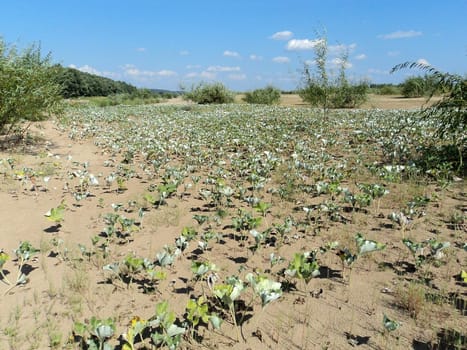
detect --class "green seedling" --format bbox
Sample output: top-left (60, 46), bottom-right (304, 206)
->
top-left (44, 201), bottom-right (66, 225)
top-left (122, 316), bottom-right (148, 350)
top-left (461, 270), bottom-right (467, 283)
top-left (156, 245), bottom-right (180, 267)
top-left (73, 317), bottom-right (116, 350)
top-left (1, 242), bottom-right (39, 294)
top-left (355, 233), bottom-right (386, 255)
top-left (246, 273), bottom-right (282, 307)
top-left (213, 276), bottom-right (245, 341)
top-left (186, 296), bottom-right (222, 339)
top-left (403, 238), bottom-right (450, 267)
top-left (383, 314), bottom-right (400, 332)
top-left (253, 201), bottom-right (272, 217)
top-left (284, 251), bottom-right (320, 286)
top-left (193, 214), bottom-right (209, 226)
top-left (191, 261), bottom-right (218, 282)
top-left (149, 301), bottom-right (186, 350)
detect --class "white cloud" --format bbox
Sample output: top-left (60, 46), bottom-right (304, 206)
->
top-left (228, 73), bottom-right (246, 80)
top-left (273, 56), bottom-right (290, 64)
top-left (270, 30), bottom-right (293, 40)
top-left (416, 58), bottom-right (430, 66)
top-left (185, 71), bottom-right (217, 80)
top-left (123, 65), bottom-right (177, 78)
top-left (223, 50), bottom-right (240, 57)
top-left (136, 47), bottom-right (146, 52)
top-left (75, 64), bottom-right (101, 75)
top-left (355, 54), bottom-right (367, 60)
top-left (331, 58), bottom-right (352, 69)
top-left (368, 68), bottom-right (389, 75)
top-left (328, 43), bottom-right (357, 55)
top-left (249, 54), bottom-right (263, 61)
top-left (186, 64), bottom-right (201, 69)
top-left (286, 38), bottom-right (324, 51)
top-left (206, 65), bottom-right (240, 72)
top-left (378, 30), bottom-right (422, 39)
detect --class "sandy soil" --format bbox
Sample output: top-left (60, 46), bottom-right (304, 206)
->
top-left (0, 99), bottom-right (465, 350)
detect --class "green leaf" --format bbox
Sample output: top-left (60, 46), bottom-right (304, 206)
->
top-left (461, 270), bottom-right (467, 282)
top-left (209, 314), bottom-right (222, 330)
top-left (44, 201), bottom-right (65, 223)
top-left (355, 233), bottom-right (385, 255)
top-left (167, 324), bottom-right (185, 337)
top-left (383, 314), bottom-right (400, 332)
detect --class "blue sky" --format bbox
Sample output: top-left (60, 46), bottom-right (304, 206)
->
top-left (1, 0), bottom-right (466, 91)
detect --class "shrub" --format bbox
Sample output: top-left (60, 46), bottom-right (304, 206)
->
top-left (372, 84), bottom-right (401, 95)
top-left (298, 33), bottom-right (368, 109)
top-left (400, 74), bottom-right (441, 98)
top-left (183, 82), bottom-right (235, 104)
top-left (243, 85), bottom-right (281, 105)
top-left (0, 38), bottom-right (63, 135)
top-left (392, 62), bottom-right (466, 171)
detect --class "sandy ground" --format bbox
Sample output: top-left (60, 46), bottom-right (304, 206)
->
top-left (0, 97), bottom-right (465, 350)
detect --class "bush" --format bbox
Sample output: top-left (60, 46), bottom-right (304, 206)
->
top-left (392, 62), bottom-right (466, 172)
top-left (183, 82), bottom-right (235, 104)
top-left (243, 85), bottom-right (281, 105)
top-left (298, 33), bottom-right (368, 109)
top-left (372, 84), bottom-right (400, 95)
top-left (0, 38), bottom-right (62, 135)
top-left (400, 74), bottom-right (441, 98)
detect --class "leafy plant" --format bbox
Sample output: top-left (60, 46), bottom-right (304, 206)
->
top-left (44, 201), bottom-right (66, 225)
top-left (185, 296), bottom-right (221, 338)
top-left (122, 316), bottom-right (148, 350)
top-left (73, 317), bottom-right (116, 350)
top-left (149, 301), bottom-right (186, 350)
top-left (1, 241), bottom-right (39, 294)
top-left (213, 276), bottom-right (245, 341)
top-left (284, 251), bottom-right (320, 285)
top-left (246, 272), bottom-right (282, 307)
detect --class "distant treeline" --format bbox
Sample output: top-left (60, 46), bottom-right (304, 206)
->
top-left (53, 65), bottom-right (138, 98)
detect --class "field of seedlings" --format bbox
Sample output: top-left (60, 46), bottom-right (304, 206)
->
top-left (0, 103), bottom-right (465, 349)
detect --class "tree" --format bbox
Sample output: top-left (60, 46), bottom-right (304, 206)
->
top-left (0, 38), bottom-right (63, 135)
top-left (392, 62), bottom-right (466, 171)
top-left (298, 33), bottom-right (368, 110)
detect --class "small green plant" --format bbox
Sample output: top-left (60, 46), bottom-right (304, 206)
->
top-left (73, 317), bottom-right (116, 350)
top-left (246, 272), bottom-right (282, 307)
top-left (149, 301), bottom-right (186, 350)
top-left (213, 276), bottom-right (245, 341)
top-left (1, 241), bottom-right (39, 294)
top-left (185, 296), bottom-right (222, 338)
top-left (284, 251), bottom-right (320, 286)
top-left (122, 316), bottom-right (148, 350)
top-left (44, 201), bottom-right (66, 225)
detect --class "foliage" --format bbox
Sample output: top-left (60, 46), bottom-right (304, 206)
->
top-left (182, 82), bottom-right (235, 104)
top-left (73, 317), bottom-right (116, 350)
top-left (391, 62), bottom-right (466, 140)
top-left (298, 33), bottom-right (368, 109)
top-left (0, 38), bottom-right (63, 135)
top-left (243, 85), bottom-right (281, 105)
top-left (54, 65), bottom-right (137, 98)
top-left (400, 74), bottom-right (440, 98)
